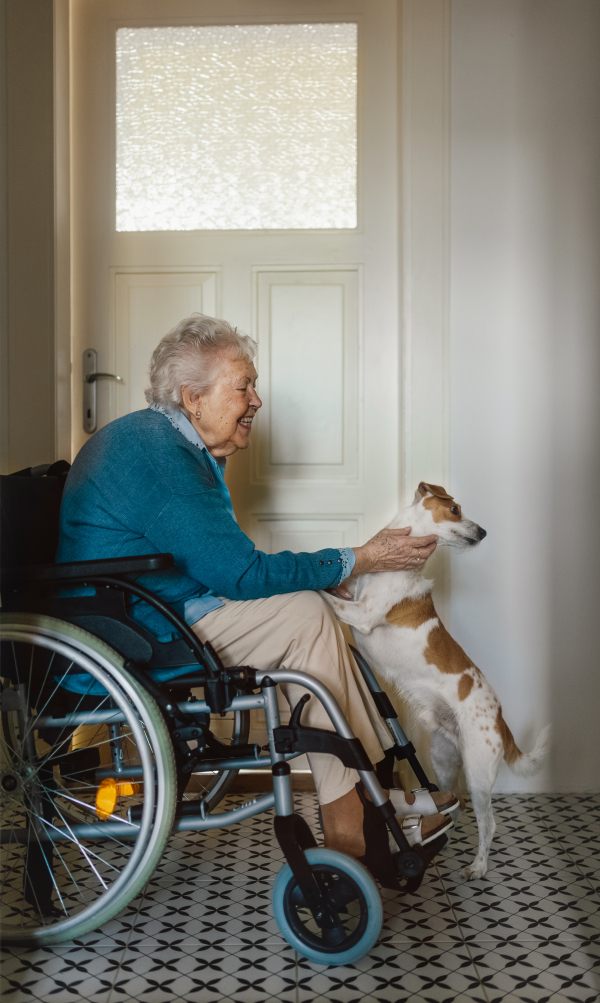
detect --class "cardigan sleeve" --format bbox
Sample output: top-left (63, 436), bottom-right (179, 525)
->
top-left (142, 454), bottom-right (348, 599)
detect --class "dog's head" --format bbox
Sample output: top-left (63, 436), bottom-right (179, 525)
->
top-left (409, 482), bottom-right (487, 550)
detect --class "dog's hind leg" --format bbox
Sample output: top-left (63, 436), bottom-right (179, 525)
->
top-left (461, 750), bottom-right (501, 880)
top-left (430, 730), bottom-right (463, 806)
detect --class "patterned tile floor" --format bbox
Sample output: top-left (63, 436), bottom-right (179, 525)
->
top-left (1, 793), bottom-right (599, 1003)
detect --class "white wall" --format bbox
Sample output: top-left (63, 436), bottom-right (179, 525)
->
top-left (449, 0), bottom-right (600, 791)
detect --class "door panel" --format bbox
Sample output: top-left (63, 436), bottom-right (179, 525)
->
top-left (113, 269), bottom-right (219, 415)
top-left (254, 268), bottom-right (358, 480)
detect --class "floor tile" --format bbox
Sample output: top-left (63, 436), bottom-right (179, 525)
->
top-left (469, 937), bottom-right (600, 1002)
top-left (297, 940), bottom-right (488, 1002)
top-left (442, 798), bottom-right (600, 946)
top-left (0, 945), bottom-right (122, 1003)
top-left (3, 793), bottom-right (599, 1002)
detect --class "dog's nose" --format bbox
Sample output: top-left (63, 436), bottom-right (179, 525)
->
top-left (477, 526), bottom-right (487, 540)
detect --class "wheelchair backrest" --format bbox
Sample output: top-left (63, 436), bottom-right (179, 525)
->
top-left (0, 461), bottom-right (71, 568)
top-left (1, 460), bottom-right (202, 673)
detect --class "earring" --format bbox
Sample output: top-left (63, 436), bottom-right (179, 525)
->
top-left (195, 411), bottom-right (201, 418)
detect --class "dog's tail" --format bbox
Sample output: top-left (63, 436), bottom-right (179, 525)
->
top-left (498, 712), bottom-right (551, 777)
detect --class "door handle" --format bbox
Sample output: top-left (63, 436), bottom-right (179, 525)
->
top-left (83, 349), bottom-right (124, 433)
top-left (85, 372), bottom-right (124, 384)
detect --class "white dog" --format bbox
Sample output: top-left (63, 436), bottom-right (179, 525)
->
top-left (323, 482), bottom-right (550, 879)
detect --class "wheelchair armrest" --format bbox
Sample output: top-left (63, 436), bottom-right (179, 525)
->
top-left (1, 553), bottom-right (175, 587)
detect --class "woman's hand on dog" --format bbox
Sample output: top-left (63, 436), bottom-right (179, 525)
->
top-left (327, 528), bottom-right (438, 599)
top-left (351, 527), bottom-right (438, 579)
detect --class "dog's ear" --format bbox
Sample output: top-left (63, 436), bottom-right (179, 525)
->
top-left (416, 482), bottom-right (454, 501)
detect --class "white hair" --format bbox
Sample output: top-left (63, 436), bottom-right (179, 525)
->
top-left (145, 313), bottom-right (257, 409)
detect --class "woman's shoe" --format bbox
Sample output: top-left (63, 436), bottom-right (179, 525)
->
top-left (354, 784), bottom-right (453, 890)
top-left (389, 787), bottom-right (460, 817)
top-left (392, 812), bottom-right (453, 848)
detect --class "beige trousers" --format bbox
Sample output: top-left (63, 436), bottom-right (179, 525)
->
top-left (192, 590), bottom-right (393, 805)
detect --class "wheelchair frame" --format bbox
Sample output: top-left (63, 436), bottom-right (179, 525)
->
top-left (1, 549), bottom-right (446, 956)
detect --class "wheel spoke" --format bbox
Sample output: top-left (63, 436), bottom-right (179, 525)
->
top-left (50, 787), bottom-right (138, 829)
top-left (51, 837), bottom-right (88, 907)
top-left (25, 685), bottom-right (112, 757)
top-left (40, 811), bottom-right (109, 890)
top-left (31, 822), bottom-right (69, 918)
top-left (1, 618), bottom-right (176, 943)
top-left (19, 659), bottom-right (77, 747)
top-left (25, 644), bottom-right (35, 722)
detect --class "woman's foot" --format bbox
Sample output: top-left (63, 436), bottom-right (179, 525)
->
top-left (321, 786), bottom-right (453, 858)
top-left (394, 812), bottom-right (453, 847)
top-left (389, 787), bottom-right (460, 816)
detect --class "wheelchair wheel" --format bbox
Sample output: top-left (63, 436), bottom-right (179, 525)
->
top-left (182, 706), bottom-right (250, 813)
top-left (0, 613), bottom-right (177, 946)
top-left (272, 848), bottom-right (383, 966)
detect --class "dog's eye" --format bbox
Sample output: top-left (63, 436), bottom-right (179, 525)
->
top-left (450, 506), bottom-right (459, 515)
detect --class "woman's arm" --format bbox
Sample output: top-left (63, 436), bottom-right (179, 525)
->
top-left (142, 445), bottom-right (350, 597)
top-left (147, 486), bottom-right (348, 597)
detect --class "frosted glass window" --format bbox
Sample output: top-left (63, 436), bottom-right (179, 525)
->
top-left (116, 24), bottom-right (357, 231)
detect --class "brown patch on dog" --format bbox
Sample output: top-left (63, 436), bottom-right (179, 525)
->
top-left (424, 622), bottom-right (474, 675)
top-left (422, 495), bottom-right (463, 523)
top-left (495, 706), bottom-right (522, 765)
top-left (458, 673), bottom-right (474, 701)
top-left (418, 482), bottom-right (453, 500)
top-left (386, 595), bottom-right (437, 629)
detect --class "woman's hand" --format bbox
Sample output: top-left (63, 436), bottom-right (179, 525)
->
top-left (352, 527), bottom-right (438, 577)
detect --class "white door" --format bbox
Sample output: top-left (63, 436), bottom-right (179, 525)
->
top-left (71, 0), bottom-right (399, 554)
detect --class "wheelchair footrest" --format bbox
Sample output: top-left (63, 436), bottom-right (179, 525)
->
top-left (356, 783), bottom-right (447, 894)
top-left (394, 834), bottom-right (448, 894)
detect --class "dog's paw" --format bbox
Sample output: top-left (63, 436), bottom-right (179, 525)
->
top-left (464, 860), bottom-right (488, 881)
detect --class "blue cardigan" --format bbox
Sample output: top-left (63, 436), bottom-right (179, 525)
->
top-left (57, 408), bottom-right (350, 637)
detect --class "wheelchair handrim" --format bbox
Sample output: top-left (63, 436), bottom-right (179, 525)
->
top-left (0, 620), bottom-right (166, 942)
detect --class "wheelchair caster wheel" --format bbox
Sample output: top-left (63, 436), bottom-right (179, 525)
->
top-left (272, 848), bottom-right (383, 966)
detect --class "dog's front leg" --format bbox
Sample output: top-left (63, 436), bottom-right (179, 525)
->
top-left (320, 592), bottom-right (384, 634)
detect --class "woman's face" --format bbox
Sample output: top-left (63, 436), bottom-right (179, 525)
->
top-left (183, 352), bottom-right (262, 457)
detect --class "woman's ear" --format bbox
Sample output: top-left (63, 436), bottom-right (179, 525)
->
top-left (181, 385), bottom-right (200, 416)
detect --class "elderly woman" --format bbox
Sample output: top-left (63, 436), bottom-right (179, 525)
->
top-left (58, 314), bottom-right (456, 865)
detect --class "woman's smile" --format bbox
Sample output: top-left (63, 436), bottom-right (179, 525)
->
top-left (182, 353), bottom-right (262, 457)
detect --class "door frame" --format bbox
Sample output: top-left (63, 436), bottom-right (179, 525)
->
top-left (54, 0), bottom-right (72, 462)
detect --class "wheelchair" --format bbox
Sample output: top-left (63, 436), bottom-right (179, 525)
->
top-left (0, 462), bottom-right (447, 964)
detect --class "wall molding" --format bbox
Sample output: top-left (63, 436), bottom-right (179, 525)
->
top-left (400, 0), bottom-right (450, 502)
top-left (54, 0), bottom-right (72, 463)
top-left (400, 0), bottom-right (450, 622)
